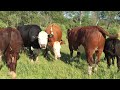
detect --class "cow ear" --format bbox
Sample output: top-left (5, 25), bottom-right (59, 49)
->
top-left (48, 34), bottom-right (53, 38)
top-left (60, 40), bottom-right (65, 45)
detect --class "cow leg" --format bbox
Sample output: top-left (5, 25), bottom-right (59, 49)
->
top-left (106, 56), bottom-right (111, 69)
top-left (76, 51), bottom-right (80, 63)
top-left (6, 54), bottom-right (17, 79)
top-left (34, 49), bottom-right (39, 63)
top-left (0, 51), bottom-right (3, 69)
top-left (116, 56), bottom-right (120, 72)
top-left (0, 51), bottom-right (2, 62)
top-left (93, 49), bottom-right (103, 72)
top-left (86, 50), bottom-right (94, 75)
top-left (28, 47), bottom-right (34, 62)
top-left (11, 56), bottom-right (17, 79)
top-left (44, 48), bottom-right (49, 59)
top-left (112, 57), bottom-right (114, 65)
top-left (70, 49), bottom-right (74, 62)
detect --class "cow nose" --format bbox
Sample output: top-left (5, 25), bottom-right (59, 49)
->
top-left (40, 44), bottom-right (46, 49)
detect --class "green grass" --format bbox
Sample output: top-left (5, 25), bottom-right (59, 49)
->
top-left (0, 32), bottom-right (120, 79)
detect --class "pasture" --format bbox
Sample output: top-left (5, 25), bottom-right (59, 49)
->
top-left (0, 32), bottom-right (120, 79)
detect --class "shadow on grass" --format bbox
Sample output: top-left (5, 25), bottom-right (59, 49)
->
top-left (59, 51), bottom-right (90, 71)
top-left (60, 51), bottom-right (86, 64)
top-left (0, 56), bottom-right (7, 70)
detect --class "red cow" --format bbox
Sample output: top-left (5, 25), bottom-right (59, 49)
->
top-left (0, 27), bottom-right (23, 79)
top-left (67, 26), bottom-right (118, 75)
top-left (44, 23), bottom-right (64, 60)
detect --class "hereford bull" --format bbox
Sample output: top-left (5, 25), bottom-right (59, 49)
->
top-left (0, 27), bottom-right (23, 78)
top-left (103, 38), bottom-right (120, 71)
top-left (67, 26), bottom-right (118, 75)
top-left (44, 23), bottom-right (64, 60)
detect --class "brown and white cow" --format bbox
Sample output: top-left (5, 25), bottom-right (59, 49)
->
top-left (67, 26), bottom-right (118, 75)
top-left (44, 23), bottom-right (64, 60)
top-left (0, 27), bottom-right (23, 79)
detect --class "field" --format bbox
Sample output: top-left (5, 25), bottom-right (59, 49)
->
top-left (0, 32), bottom-right (120, 79)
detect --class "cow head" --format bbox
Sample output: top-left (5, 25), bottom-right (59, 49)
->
top-left (38, 31), bottom-right (48, 49)
top-left (53, 41), bottom-right (61, 60)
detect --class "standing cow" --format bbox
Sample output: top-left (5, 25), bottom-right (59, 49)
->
top-left (0, 27), bottom-right (23, 79)
top-left (44, 23), bottom-right (64, 60)
top-left (103, 38), bottom-right (120, 71)
top-left (17, 25), bottom-right (48, 62)
top-left (67, 26), bottom-right (118, 75)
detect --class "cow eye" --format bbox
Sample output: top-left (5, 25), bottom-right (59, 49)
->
top-left (48, 34), bottom-right (53, 38)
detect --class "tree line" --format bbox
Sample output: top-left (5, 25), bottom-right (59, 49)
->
top-left (0, 11), bottom-right (120, 34)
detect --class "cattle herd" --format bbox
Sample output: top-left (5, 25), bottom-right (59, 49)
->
top-left (0, 23), bottom-right (120, 79)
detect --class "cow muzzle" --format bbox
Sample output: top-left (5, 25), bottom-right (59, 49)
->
top-left (40, 44), bottom-right (46, 49)
top-left (56, 54), bottom-right (61, 60)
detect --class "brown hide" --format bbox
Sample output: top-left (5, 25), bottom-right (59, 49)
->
top-left (67, 26), bottom-right (118, 75)
top-left (0, 27), bottom-right (23, 78)
top-left (45, 23), bottom-right (63, 45)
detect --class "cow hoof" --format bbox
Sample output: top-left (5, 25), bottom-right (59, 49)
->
top-left (30, 59), bottom-right (34, 63)
top-left (11, 71), bottom-right (16, 79)
top-left (88, 66), bottom-right (92, 75)
top-left (8, 71), bottom-right (16, 79)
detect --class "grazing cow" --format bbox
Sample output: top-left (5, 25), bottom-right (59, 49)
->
top-left (67, 26), bottom-right (118, 75)
top-left (103, 38), bottom-right (120, 71)
top-left (17, 25), bottom-right (48, 62)
top-left (44, 23), bottom-right (65, 60)
top-left (0, 27), bottom-right (23, 78)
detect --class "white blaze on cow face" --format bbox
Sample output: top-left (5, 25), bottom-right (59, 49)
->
top-left (53, 41), bottom-right (61, 60)
top-left (38, 31), bottom-right (48, 49)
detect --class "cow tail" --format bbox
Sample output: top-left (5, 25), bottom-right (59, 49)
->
top-left (97, 26), bottom-right (118, 39)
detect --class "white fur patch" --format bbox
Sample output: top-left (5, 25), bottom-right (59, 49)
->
top-left (88, 66), bottom-right (92, 75)
top-left (31, 46), bottom-right (34, 51)
top-left (38, 31), bottom-right (48, 49)
top-left (53, 41), bottom-right (61, 59)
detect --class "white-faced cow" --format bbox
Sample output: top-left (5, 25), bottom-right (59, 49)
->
top-left (17, 25), bottom-right (48, 62)
top-left (44, 23), bottom-right (65, 60)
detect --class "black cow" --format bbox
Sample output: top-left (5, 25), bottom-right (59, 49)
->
top-left (103, 38), bottom-right (120, 71)
top-left (17, 25), bottom-right (42, 62)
